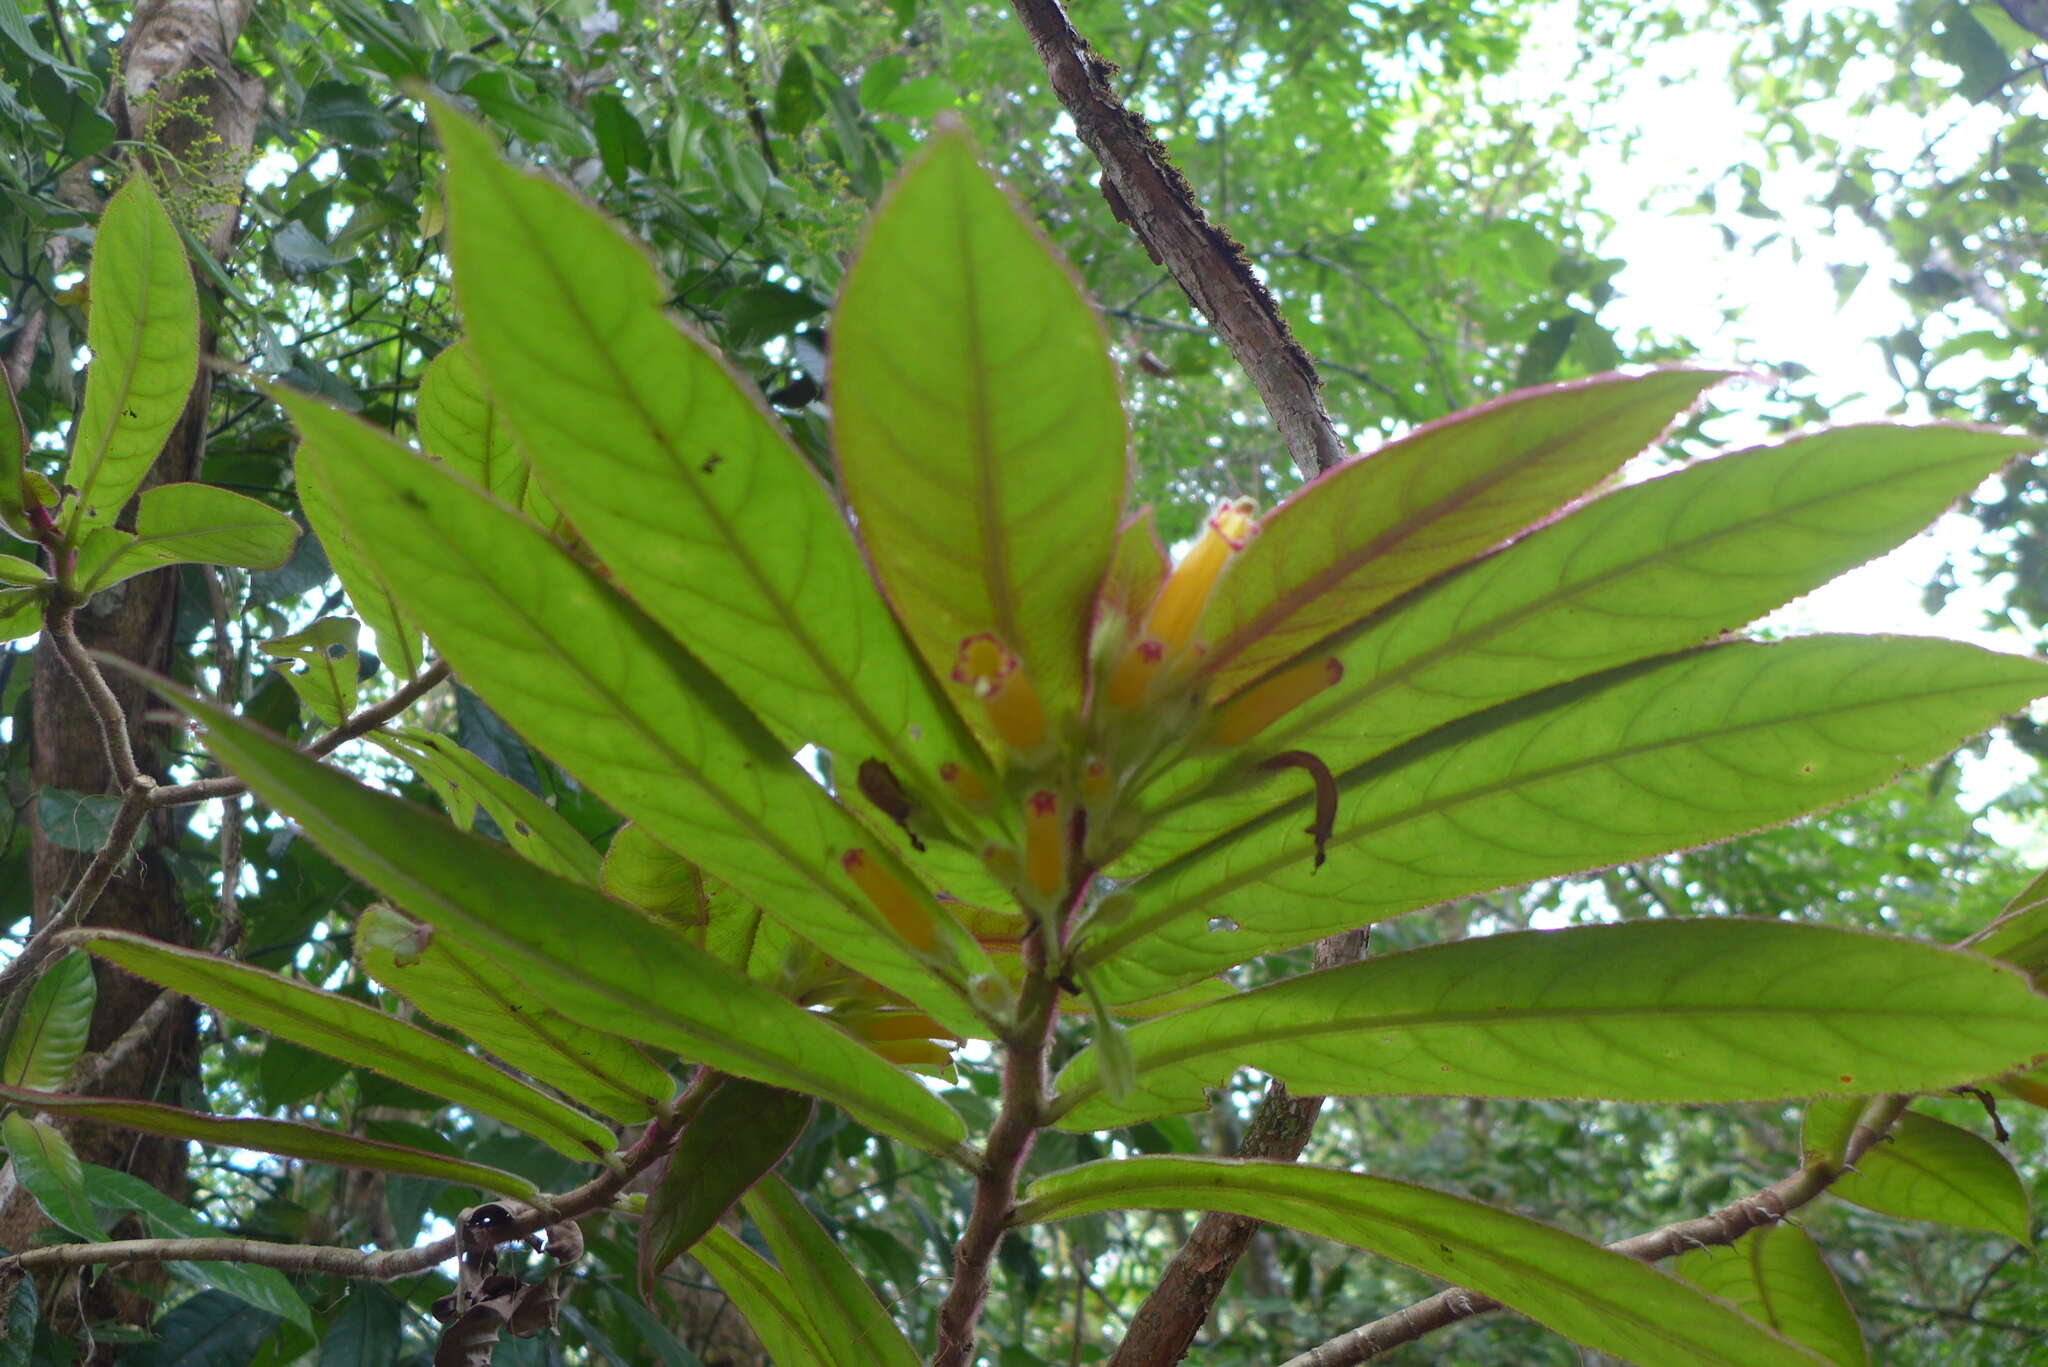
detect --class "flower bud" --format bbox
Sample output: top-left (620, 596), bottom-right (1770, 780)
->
top-left (1024, 790), bottom-right (1067, 901)
top-left (1212, 658), bottom-right (1344, 745)
top-left (951, 633), bottom-right (1047, 754)
top-left (841, 848), bottom-right (937, 951)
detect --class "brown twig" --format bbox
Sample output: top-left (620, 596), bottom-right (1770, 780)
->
top-left (148, 659), bottom-right (451, 808)
top-left (1276, 1095), bottom-right (1912, 1367)
top-left (0, 776), bottom-right (153, 1019)
top-left (0, 1100), bottom-right (686, 1283)
top-left (1006, 0), bottom-right (1346, 480)
top-left (47, 609), bottom-right (141, 788)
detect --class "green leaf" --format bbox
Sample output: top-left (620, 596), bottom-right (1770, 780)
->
top-left (1805, 1101), bottom-right (2031, 1241)
top-left (74, 483), bottom-right (298, 594)
top-left (1, 1114), bottom-right (104, 1240)
top-left (0, 589), bottom-right (41, 644)
top-left (315, 1285), bottom-right (402, 1367)
top-left (86, 1166), bottom-right (314, 1336)
top-left (1099, 508), bottom-right (1168, 623)
top-left (639, 1078), bottom-right (812, 1300)
top-left (417, 339), bottom-right (527, 507)
top-left (599, 822), bottom-right (709, 933)
top-left (1675, 1225), bottom-right (1868, 1367)
top-left (429, 107), bottom-right (992, 856)
top-left (280, 386), bottom-right (992, 1037)
top-left (1967, 865), bottom-right (2048, 977)
top-left (1083, 635), bottom-right (2048, 1003)
top-left (0, 365), bottom-right (32, 543)
top-left (77, 929), bottom-right (615, 1161)
top-left (0, 1257), bottom-right (36, 1367)
top-left (356, 903), bottom-right (672, 1124)
top-left (2, 950), bottom-right (95, 1090)
top-left (253, 1038), bottom-right (347, 1109)
top-left (1197, 368), bottom-right (1730, 694)
top-left (1053, 920), bottom-right (2048, 1129)
top-left (127, 1290), bottom-right (278, 1367)
top-left (257, 617), bottom-right (359, 728)
top-left (0, 557), bottom-right (47, 588)
top-left (1137, 423), bottom-right (2034, 865)
top-left (834, 127), bottom-right (1128, 724)
top-left (379, 729), bottom-right (599, 885)
top-left (691, 1227), bottom-right (830, 1367)
top-left (33, 788), bottom-right (138, 854)
top-left (140, 674), bottom-right (968, 1155)
top-left (1016, 1156), bottom-right (1830, 1367)
top-left (741, 1176), bottom-right (921, 1367)
top-left (297, 457), bottom-right (422, 679)
top-left (0, 1078), bottom-right (536, 1197)
top-left (63, 174), bottom-right (199, 536)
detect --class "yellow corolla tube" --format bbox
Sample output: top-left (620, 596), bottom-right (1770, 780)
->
top-left (952, 633), bottom-right (1048, 754)
top-left (1108, 497), bottom-right (1258, 708)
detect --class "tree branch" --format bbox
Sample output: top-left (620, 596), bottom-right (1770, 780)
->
top-left (1106, 930), bottom-right (1368, 1367)
top-left (1277, 1095), bottom-right (1912, 1367)
top-left (1006, 0), bottom-right (1346, 479)
top-left (148, 659), bottom-right (450, 808)
top-left (0, 1086), bottom-right (690, 1283)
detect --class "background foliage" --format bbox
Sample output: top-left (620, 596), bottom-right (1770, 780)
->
top-left (1, 0), bottom-right (2044, 1363)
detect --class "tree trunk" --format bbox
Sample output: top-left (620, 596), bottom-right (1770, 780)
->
top-left (5, 0), bottom-right (261, 1344)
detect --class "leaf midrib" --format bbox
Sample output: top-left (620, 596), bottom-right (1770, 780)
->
top-left (476, 168), bottom-right (952, 804)
top-left (1086, 647), bottom-right (2021, 968)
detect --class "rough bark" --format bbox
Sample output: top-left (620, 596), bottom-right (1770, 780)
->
top-left (1007, 0), bottom-right (1348, 480)
top-left (9, 0), bottom-right (262, 1341)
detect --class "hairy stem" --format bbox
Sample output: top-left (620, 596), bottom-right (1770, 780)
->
top-left (931, 940), bottom-right (1060, 1367)
top-left (1278, 1095), bottom-right (1912, 1367)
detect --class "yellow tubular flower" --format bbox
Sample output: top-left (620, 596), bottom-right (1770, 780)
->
top-left (1212, 658), bottom-right (1345, 745)
top-left (951, 633), bottom-right (1047, 753)
top-left (841, 849), bottom-right (937, 951)
top-left (1146, 497), bottom-right (1257, 652)
top-left (939, 759), bottom-right (990, 808)
top-left (1081, 757), bottom-right (1114, 803)
top-left (1024, 790), bottom-right (1066, 901)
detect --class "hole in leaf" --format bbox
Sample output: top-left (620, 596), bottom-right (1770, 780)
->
top-left (1207, 916), bottom-right (1238, 933)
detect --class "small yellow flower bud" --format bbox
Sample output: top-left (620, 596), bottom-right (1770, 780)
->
top-left (858, 1011), bottom-right (965, 1044)
top-left (1081, 757), bottom-right (1114, 803)
top-left (951, 633), bottom-right (1047, 753)
top-left (866, 1038), bottom-right (955, 1068)
top-left (841, 848), bottom-right (937, 951)
top-left (939, 759), bottom-right (990, 808)
top-left (1024, 790), bottom-right (1066, 901)
top-left (1148, 498), bottom-right (1256, 653)
top-left (1212, 658), bottom-right (1345, 745)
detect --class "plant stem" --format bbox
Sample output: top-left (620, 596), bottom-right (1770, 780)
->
top-left (931, 938), bottom-right (1060, 1367)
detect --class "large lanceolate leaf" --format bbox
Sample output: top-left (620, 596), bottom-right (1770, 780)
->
top-left (355, 904), bottom-right (671, 1125)
top-left (147, 680), bottom-right (968, 1156)
top-left (417, 340), bottom-right (527, 506)
top-left (0, 364), bottom-right (31, 542)
top-left (0, 1079), bottom-right (535, 1198)
top-left (1016, 1157), bottom-right (1831, 1367)
top-left (691, 1227), bottom-right (830, 1367)
top-left (1131, 423), bottom-right (2033, 867)
top-left (741, 1178), bottom-right (922, 1367)
top-left (381, 730), bottom-right (600, 886)
top-left (296, 461), bottom-right (423, 680)
top-left (834, 128), bottom-right (1127, 721)
top-left (73, 483), bottom-right (298, 594)
top-left (281, 389), bottom-right (993, 1035)
top-left (2, 1114), bottom-right (103, 1240)
top-left (78, 930), bottom-right (615, 1160)
top-left (429, 110), bottom-right (989, 825)
top-left (1195, 368), bottom-right (1727, 694)
top-left (639, 1078), bottom-right (813, 1300)
top-left (63, 174), bottom-right (198, 536)
top-left (1805, 1100), bottom-right (2031, 1241)
top-left (1675, 1226), bottom-right (1868, 1367)
top-left (2, 950), bottom-right (95, 1090)
top-left (1083, 635), bottom-right (2048, 1003)
top-left (1052, 921), bottom-right (2048, 1129)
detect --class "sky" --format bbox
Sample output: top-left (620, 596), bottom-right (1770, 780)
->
top-left (1497, 1), bottom-right (2046, 843)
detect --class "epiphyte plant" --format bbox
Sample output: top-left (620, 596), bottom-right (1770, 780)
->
top-left (5, 98), bottom-right (2047, 1367)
